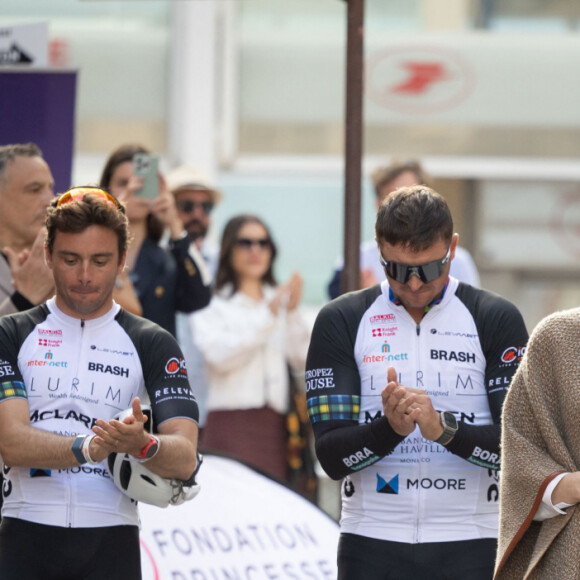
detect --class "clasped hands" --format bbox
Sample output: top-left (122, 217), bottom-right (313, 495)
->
top-left (381, 366), bottom-right (445, 441)
top-left (86, 397), bottom-right (151, 463)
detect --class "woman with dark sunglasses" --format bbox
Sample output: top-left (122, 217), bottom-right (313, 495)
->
top-left (99, 144), bottom-right (211, 336)
top-left (190, 214), bottom-right (311, 481)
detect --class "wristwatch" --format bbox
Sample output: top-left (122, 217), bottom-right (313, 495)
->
top-left (434, 411), bottom-right (458, 446)
top-left (136, 434), bottom-right (160, 462)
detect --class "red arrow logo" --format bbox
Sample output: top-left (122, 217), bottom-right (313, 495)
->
top-left (391, 61), bottom-right (450, 95)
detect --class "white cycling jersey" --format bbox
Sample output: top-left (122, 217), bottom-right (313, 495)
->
top-left (307, 277), bottom-right (528, 543)
top-left (0, 298), bottom-right (198, 528)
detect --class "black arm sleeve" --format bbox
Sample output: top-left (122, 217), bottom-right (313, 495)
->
top-left (313, 417), bottom-right (405, 480)
top-left (170, 237), bottom-right (211, 314)
top-left (450, 284), bottom-right (529, 470)
top-left (307, 287), bottom-right (401, 479)
top-left (445, 423), bottom-right (501, 469)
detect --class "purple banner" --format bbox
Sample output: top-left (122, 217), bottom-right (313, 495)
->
top-left (0, 69), bottom-right (77, 195)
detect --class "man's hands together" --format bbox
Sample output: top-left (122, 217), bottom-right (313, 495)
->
top-left (381, 366), bottom-right (445, 441)
top-left (90, 397), bottom-right (151, 462)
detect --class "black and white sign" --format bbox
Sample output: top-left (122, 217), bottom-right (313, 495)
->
top-left (0, 22), bottom-right (48, 67)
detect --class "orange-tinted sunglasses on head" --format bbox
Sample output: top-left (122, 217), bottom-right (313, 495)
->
top-left (56, 187), bottom-right (121, 210)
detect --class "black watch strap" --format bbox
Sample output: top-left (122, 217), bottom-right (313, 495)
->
top-left (72, 435), bottom-right (87, 464)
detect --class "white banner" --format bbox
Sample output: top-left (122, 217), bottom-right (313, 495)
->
top-left (242, 33), bottom-right (580, 127)
top-left (0, 22), bottom-right (48, 67)
top-left (139, 455), bottom-right (339, 580)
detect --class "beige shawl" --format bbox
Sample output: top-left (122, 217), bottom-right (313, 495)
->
top-left (495, 308), bottom-right (580, 579)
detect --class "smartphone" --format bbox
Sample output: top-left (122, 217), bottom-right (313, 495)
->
top-left (133, 153), bottom-right (160, 199)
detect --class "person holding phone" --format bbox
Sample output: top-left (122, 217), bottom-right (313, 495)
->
top-left (99, 144), bottom-right (211, 336)
top-left (190, 215), bottom-right (311, 480)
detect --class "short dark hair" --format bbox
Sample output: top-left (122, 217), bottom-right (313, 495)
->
top-left (371, 159), bottom-right (430, 199)
top-left (375, 186), bottom-right (453, 251)
top-left (0, 143), bottom-right (43, 186)
top-left (215, 214), bottom-right (277, 294)
top-left (45, 188), bottom-right (129, 260)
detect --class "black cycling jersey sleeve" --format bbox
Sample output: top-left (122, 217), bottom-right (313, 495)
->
top-left (313, 416), bottom-right (405, 480)
top-left (444, 422), bottom-right (501, 470)
top-left (0, 305), bottom-right (49, 397)
top-left (452, 284), bottom-right (529, 470)
top-left (307, 287), bottom-right (400, 479)
top-left (117, 310), bottom-right (200, 427)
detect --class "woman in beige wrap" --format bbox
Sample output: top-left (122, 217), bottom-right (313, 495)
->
top-left (495, 307), bottom-right (580, 579)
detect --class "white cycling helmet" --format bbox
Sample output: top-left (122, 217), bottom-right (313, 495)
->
top-left (107, 451), bottom-right (201, 508)
top-left (107, 405), bottom-right (201, 508)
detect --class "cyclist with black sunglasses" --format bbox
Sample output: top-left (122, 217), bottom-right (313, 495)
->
top-left (326, 159), bottom-right (480, 300)
top-left (306, 186), bottom-right (528, 580)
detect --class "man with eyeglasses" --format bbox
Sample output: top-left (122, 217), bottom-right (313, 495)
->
top-left (0, 187), bottom-right (200, 579)
top-left (306, 186), bottom-right (528, 579)
top-left (167, 167), bottom-right (222, 429)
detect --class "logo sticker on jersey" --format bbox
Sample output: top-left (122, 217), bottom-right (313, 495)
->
top-left (88, 362), bottom-right (129, 378)
top-left (90, 345), bottom-right (134, 356)
top-left (152, 386), bottom-right (197, 407)
top-left (344, 479), bottom-right (355, 497)
top-left (343, 447), bottom-right (376, 471)
top-left (165, 357), bottom-right (187, 377)
top-left (371, 326), bottom-right (398, 338)
top-left (27, 353), bottom-right (68, 368)
top-left (500, 346), bottom-right (526, 365)
top-left (362, 341), bottom-right (409, 364)
top-left (38, 338), bottom-right (62, 348)
top-left (30, 468), bottom-right (51, 478)
top-left (407, 477), bottom-right (467, 491)
top-left (469, 446), bottom-right (500, 468)
top-left (369, 313), bottom-right (397, 326)
top-left (429, 328), bottom-right (477, 338)
top-left (430, 350), bottom-right (476, 364)
top-left (0, 359), bottom-right (15, 378)
top-left (305, 368), bottom-right (335, 392)
top-left (377, 472), bottom-right (468, 494)
top-left (3, 465), bottom-right (12, 499)
top-left (398, 435), bottom-right (449, 456)
top-left (30, 408), bottom-right (98, 430)
top-left (376, 473), bottom-right (398, 494)
top-left (38, 329), bottom-right (63, 337)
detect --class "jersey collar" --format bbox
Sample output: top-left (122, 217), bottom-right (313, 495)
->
top-left (47, 297), bottom-right (121, 328)
top-left (388, 277), bottom-right (450, 313)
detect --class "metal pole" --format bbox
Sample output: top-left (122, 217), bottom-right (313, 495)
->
top-left (341, 0), bottom-right (364, 294)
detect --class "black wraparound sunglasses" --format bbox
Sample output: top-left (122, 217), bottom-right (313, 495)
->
top-left (379, 245), bottom-right (451, 284)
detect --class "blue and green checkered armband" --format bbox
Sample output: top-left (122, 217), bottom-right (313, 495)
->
top-left (307, 394), bottom-right (360, 424)
top-left (0, 381), bottom-right (27, 402)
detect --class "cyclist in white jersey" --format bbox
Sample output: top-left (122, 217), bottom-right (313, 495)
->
top-left (0, 188), bottom-right (200, 580)
top-left (307, 186), bottom-right (528, 580)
